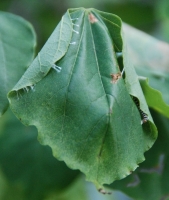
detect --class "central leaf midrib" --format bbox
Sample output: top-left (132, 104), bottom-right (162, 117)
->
top-left (89, 21), bottom-right (110, 109)
top-left (88, 15), bottom-right (112, 180)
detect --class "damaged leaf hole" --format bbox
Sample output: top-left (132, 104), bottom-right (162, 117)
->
top-left (116, 52), bottom-right (126, 78)
top-left (132, 96), bottom-right (148, 124)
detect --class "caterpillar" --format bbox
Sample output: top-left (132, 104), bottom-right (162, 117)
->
top-left (132, 96), bottom-right (148, 124)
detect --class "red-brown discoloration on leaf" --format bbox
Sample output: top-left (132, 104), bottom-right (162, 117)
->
top-left (110, 72), bottom-right (121, 83)
top-left (89, 13), bottom-right (98, 23)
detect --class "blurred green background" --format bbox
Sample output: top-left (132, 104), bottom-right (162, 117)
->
top-left (0, 0), bottom-right (168, 50)
top-left (0, 0), bottom-right (169, 199)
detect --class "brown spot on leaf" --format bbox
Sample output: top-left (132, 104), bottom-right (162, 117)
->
top-left (110, 72), bottom-right (121, 83)
top-left (89, 13), bottom-right (98, 23)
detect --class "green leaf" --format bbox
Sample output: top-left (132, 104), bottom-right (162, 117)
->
top-left (110, 110), bottom-right (169, 200)
top-left (0, 11), bottom-right (36, 116)
top-left (0, 167), bottom-right (29, 200)
top-left (139, 74), bottom-right (169, 118)
top-left (47, 176), bottom-right (88, 200)
top-left (123, 24), bottom-right (169, 117)
top-left (0, 109), bottom-right (79, 200)
top-left (92, 9), bottom-right (123, 52)
top-left (8, 8), bottom-right (157, 188)
top-left (10, 10), bottom-right (73, 91)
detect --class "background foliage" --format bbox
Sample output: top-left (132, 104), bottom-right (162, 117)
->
top-left (1, 0), bottom-right (168, 49)
top-left (0, 0), bottom-right (169, 199)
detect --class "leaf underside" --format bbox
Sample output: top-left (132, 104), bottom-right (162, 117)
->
top-left (123, 24), bottom-right (169, 118)
top-left (8, 8), bottom-right (157, 187)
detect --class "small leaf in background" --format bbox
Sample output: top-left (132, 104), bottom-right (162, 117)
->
top-left (0, 11), bottom-right (36, 117)
top-left (8, 8), bottom-right (157, 188)
top-left (139, 74), bottom-right (169, 118)
top-left (155, 0), bottom-right (169, 43)
top-left (0, 109), bottom-right (79, 200)
top-left (47, 176), bottom-right (88, 200)
top-left (123, 23), bottom-right (169, 117)
top-left (110, 110), bottom-right (169, 200)
top-left (104, 1), bottom-right (155, 32)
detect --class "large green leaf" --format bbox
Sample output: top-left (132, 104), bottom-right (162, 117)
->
top-left (0, 109), bottom-right (79, 200)
top-left (8, 8), bottom-right (157, 189)
top-left (0, 11), bottom-right (36, 116)
top-left (123, 24), bottom-right (169, 117)
top-left (110, 110), bottom-right (169, 200)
